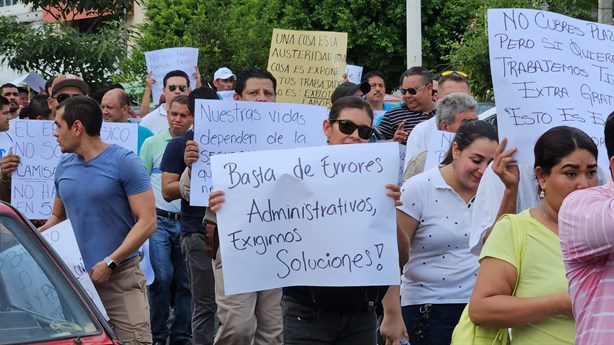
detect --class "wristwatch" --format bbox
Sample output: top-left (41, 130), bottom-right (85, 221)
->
top-left (103, 256), bottom-right (117, 270)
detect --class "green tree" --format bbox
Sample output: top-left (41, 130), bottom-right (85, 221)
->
top-left (447, 0), bottom-right (598, 100)
top-left (1, 0), bottom-right (134, 91)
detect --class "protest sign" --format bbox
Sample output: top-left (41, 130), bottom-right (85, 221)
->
top-left (0, 243), bottom-right (65, 320)
top-left (424, 130), bottom-right (455, 170)
top-left (145, 47), bottom-right (198, 105)
top-left (345, 64), bottom-right (363, 84)
top-left (267, 29), bottom-right (348, 107)
top-left (0, 130), bottom-right (14, 158)
top-left (488, 8), bottom-right (613, 168)
top-left (190, 100), bottom-right (328, 206)
top-left (9, 120), bottom-right (138, 219)
top-left (41, 220), bottom-right (109, 320)
top-left (211, 142), bottom-right (400, 294)
top-left (11, 71), bottom-right (46, 93)
top-left (217, 90), bottom-right (235, 101)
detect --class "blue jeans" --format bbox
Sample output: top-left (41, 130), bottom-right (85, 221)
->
top-left (282, 296), bottom-right (377, 345)
top-left (402, 303), bottom-right (465, 345)
top-left (148, 216), bottom-right (192, 342)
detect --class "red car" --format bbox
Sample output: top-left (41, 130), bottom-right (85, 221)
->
top-left (0, 202), bottom-right (120, 345)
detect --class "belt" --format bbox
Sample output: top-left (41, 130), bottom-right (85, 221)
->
top-left (156, 208), bottom-right (181, 220)
top-left (113, 255), bottom-right (141, 274)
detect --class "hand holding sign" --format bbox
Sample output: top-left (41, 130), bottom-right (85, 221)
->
top-left (211, 142), bottom-right (400, 294)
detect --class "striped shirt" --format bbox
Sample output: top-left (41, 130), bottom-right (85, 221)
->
top-left (377, 105), bottom-right (435, 143)
top-left (559, 181), bottom-right (614, 345)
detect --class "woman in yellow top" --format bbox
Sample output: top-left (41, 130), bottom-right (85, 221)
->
top-left (468, 126), bottom-right (599, 344)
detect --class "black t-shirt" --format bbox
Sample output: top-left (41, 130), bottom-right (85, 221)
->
top-left (160, 130), bottom-right (206, 234)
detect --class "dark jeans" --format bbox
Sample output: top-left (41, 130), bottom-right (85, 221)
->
top-left (149, 216), bottom-right (192, 342)
top-left (181, 232), bottom-right (216, 345)
top-left (282, 296), bottom-right (377, 345)
top-left (402, 303), bottom-right (465, 345)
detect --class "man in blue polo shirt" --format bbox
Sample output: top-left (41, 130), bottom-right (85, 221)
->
top-left (40, 96), bottom-right (157, 345)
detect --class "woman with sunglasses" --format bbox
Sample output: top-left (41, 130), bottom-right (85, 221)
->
top-left (396, 120), bottom-right (499, 345)
top-left (209, 96), bottom-right (408, 344)
top-left (468, 126), bottom-right (599, 345)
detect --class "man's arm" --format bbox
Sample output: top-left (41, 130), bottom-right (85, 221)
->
top-left (90, 189), bottom-right (157, 283)
top-left (38, 196), bottom-right (67, 232)
top-left (162, 171), bottom-right (182, 202)
top-left (179, 167), bottom-right (191, 201)
top-left (560, 186), bottom-right (614, 261)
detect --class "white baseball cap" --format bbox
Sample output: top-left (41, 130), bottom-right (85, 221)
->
top-left (213, 67), bottom-right (235, 81)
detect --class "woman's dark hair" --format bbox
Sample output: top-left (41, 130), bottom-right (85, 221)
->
top-left (534, 126), bottom-right (598, 175)
top-left (329, 96), bottom-right (374, 121)
top-left (441, 120), bottom-right (498, 165)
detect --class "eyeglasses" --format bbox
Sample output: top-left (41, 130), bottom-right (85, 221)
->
top-left (53, 93), bottom-right (81, 103)
top-left (441, 70), bottom-right (468, 78)
top-left (330, 119), bottom-right (374, 140)
top-left (168, 84), bottom-right (187, 92)
top-left (400, 83), bottom-right (430, 96)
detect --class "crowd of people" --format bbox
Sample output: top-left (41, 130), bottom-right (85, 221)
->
top-left (0, 62), bottom-right (612, 345)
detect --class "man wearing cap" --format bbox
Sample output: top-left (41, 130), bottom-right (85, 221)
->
top-left (362, 71), bottom-right (395, 112)
top-left (47, 74), bottom-right (89, 118)
top-left (141, 70), bottom-right (191, 134)
top-left (0, 74), bottom-right (89, 203)
top-left (1, 83), bottom-right (21, 118)
top-left (377, 66), bottom-right (436, 144)
top-left (212, 67), bottom-right (235, 91)
top-left (102, 88), bottom-right (154, 155)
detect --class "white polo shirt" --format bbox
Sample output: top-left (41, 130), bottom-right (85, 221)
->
top-left (140, 105), bottom-right (169, 134)
top-left (398, 166), bottom-right (479, 306)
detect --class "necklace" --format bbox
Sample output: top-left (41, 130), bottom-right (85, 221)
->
top-left (535, 206), bottom-right (558, 225)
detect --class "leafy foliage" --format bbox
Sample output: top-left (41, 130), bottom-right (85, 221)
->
top-left (1, 1), bottom-right (134, 91)
top-left (446, 0), bottom-right (598, 100)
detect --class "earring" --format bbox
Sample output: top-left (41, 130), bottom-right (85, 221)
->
top-left (539, 189), bottom-right (545, 198)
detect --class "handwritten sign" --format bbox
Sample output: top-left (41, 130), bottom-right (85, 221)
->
top-left (267, 29), bottom-right (348, 107)
top-left (211, 142), bottom-right (400, 294)
top-left (190, 100), bottom-right (328, 206)
top-left (0, 130), bottom-right (14, 158)
top-left (424, 130), bottom-right (455, 170)
top-left (488, 9), bottom-right (613, 168)
top-left (217, 91), bottom-right (235, 101)
top-left (9, 120), bottom-right (139, 219)
top-left (345, 64), bottom-right (363, 84)
top-left (0, 243), bottom-right (65, 319)
top-left (41, 220), bottom-right (109, 320)
top-left (11, 71), bottom-right (47, 93)
top-left (145, 47), bottom-right (199, 105)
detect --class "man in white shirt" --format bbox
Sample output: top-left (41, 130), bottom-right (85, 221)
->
top-left (141, 70), bottom-right (191, 134)
top-left (404, 71), bottom-right (472, 161)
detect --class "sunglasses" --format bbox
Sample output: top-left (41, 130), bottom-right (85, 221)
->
top-left (441, 70), bottom-right (468, 78)
top-left (168, 84), bottom-right (187, 92)
top-left (400, 83), bottom-right (430, 95)
top-left (54, 93), bottom-right (81, 103)
top-left (330, 119), bottom-right (374, 140)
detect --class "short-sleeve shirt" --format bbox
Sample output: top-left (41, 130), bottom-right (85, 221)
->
top-left (377, 104), bottom-right (435, 143)
top-left (405, 117), bottom-right (437, 161)
top-left (559, 182), bottom-right (614, 345)
top-left (480, 210), bottom-right (575, 344)
top-left (55, 144), bottom-right (151, 271)
top-left (160, 130), bottom-right (206, 234)
top-left (140, 129), bottom-right (181, 212)
top-left (398, 166), bottom-right (478, 305)
top-left (140, 105), bottom-right (169, 134)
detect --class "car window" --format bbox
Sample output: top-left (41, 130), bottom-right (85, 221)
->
top-left (0, 215), bottom-right (101, 344)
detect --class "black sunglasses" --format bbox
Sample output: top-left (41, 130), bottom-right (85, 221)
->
top-left (330, 119), bottom-right (374, 140)
top-left (54, 93), bottom-right (81, 103)
top-left (168, 84), bottom-right (187, 92)
top-left (400, 83), bottom-right (430, 95)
